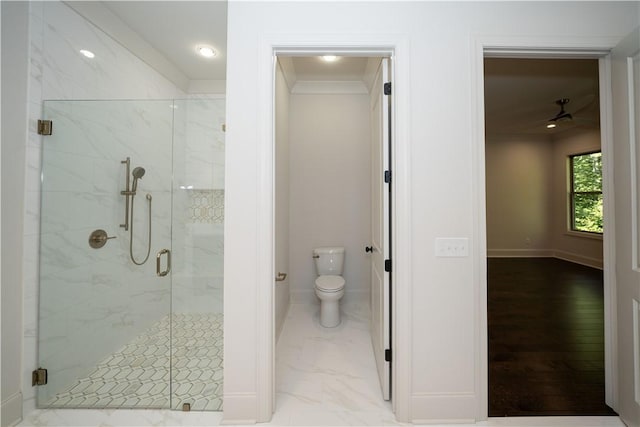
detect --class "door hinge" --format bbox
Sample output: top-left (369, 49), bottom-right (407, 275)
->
top-left (385, 349), bottom-right (392, 362)
top-left (37, 120), bottom-right (52, 135)
top-left (32, 367), bottom-right (48, 386)
top-left (385, 259), bottom-right (392, 272)
top-left (384, 82), bottom-right (392, 95)
top-left (384, 170), bottom-right (391, 183)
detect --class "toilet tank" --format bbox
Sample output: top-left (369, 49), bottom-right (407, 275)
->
top-left (313, 247), bottom-right (345, 275)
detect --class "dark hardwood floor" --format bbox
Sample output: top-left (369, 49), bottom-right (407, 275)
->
top-left (488, 257), bottom-right (616, 417)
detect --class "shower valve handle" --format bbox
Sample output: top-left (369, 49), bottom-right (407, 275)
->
top-left (89, 229), bottom-right (116, 249)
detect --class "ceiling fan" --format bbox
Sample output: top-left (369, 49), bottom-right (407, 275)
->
top-left (546, 98), bottom-right (572, 128)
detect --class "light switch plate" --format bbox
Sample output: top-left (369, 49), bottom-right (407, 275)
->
top-left (435, 238), bottom-right (469, 257)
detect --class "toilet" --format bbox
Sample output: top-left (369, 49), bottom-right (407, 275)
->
top-left (313, 246), bottom-right (346, 327)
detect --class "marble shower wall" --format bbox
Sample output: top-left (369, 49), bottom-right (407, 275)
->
top-left (172, 98), bottom-right (226, 315)
top-left (21, 0), bottom-right (209, 413)
top-left (38, 100), bottom-right (174, 405)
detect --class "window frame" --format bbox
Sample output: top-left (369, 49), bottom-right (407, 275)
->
top-left (569, 150), bottom-right (603, 235)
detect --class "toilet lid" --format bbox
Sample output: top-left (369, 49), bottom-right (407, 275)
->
top-left (315, 275), bottom-right (345, 292)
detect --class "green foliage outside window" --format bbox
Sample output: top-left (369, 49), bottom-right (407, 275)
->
top-left (570, 152), bottom-right (603, 234)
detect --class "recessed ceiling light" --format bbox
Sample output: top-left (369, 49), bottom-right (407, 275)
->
top-left (322, 55), bottom-right (339, 62)
top-left (197, 46), bottom-right (216, 58)
top-left (546, 123), bottom-right (557, 129)
top-left (79, 49), bottom-right (95, 58)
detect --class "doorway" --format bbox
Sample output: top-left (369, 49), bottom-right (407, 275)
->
top-left (484, 57), bottom-right (613, 416)
top-left (273, 54), bottom-right (393, 422)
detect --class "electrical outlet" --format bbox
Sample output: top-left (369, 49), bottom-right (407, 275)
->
top-left (435, 238), bottom-right (469, 257)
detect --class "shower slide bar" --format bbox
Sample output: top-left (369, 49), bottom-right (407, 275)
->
top-left (120, 157), bottom-right (131, 231)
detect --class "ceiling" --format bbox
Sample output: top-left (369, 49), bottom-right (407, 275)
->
top-left (66, 2), bottom-right (601, 136)
top-left (290, 57), bottom-right (371, 81)
top-left (484, 58), bottom-right (600, 136)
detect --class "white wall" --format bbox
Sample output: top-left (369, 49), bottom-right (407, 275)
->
top-left (551, 129), bottom-right (603, 267)
top-left (486, 135), bottom-right (553, 256)
top-left (485, 130), bottom-right (603, 268)
top-left (1, 3), bottom-right (28, 425)
top-left (288, 92), bottom-right (371, 306)
top-left (275, 62), bottom-right (290, 341)
top-left (224, 1), bottom-right (638, 423)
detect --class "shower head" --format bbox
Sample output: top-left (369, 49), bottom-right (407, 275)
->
top-left (131, 167), bottom-right (145, 192)
top-left (132, 167), bottom-right (145, 179)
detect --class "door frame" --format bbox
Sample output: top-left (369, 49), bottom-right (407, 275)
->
top-left (472, 35), bottom-right (622, 420)
top-left (259, 35), bottom-right (412, 422)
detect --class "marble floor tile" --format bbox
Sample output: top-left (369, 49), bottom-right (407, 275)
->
top-left (43, 312), bottom-right (223, 411)
top-left (273, 303), bottom-right (400, 426)
top-left (19, 304), bottom-right (626, 427)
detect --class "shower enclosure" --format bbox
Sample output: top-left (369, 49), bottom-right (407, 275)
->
top-left (36, 98), bottom-right (225, 411)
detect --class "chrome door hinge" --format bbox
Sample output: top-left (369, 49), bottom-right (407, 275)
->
top-left (32, 367), bottom-right (48, 386)
top-left (384, 82), bottom-right (392, 95)
top-left (37, 120), bottom-right (52, 135)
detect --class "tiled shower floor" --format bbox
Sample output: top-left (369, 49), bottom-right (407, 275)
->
top-left (45, 313), bottom-right (223, 411)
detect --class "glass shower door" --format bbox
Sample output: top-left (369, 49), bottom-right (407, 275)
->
top-left (37, 100), bottom-right (174, 408)
top-left (170, 98), bottom-right (225, 411)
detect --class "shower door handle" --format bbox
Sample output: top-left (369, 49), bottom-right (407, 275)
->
top-left (156, 249), bottom-right (171, 277)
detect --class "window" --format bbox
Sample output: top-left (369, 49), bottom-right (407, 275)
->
top-left (569, 151), bottom-right (603, 234)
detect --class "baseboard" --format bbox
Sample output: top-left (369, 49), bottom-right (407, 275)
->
top-left (487, 249), bottom-right (603, 270)
top-left (1, 391), bottom-right (23, 427)
top-left (487, 249), bottom-right (553, 258)
top-left (553, 250), bottom-right (603, 270)
top-left (221, 392), bottom-right (257, 425)
top-left (411, 392), bottom-right (476, 424)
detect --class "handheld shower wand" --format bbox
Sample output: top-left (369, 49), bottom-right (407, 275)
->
top-left (131, 167), bottom-right (145, 194)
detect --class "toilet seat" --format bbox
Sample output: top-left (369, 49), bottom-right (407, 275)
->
top-left (315, 275), bottom-right (345, 292)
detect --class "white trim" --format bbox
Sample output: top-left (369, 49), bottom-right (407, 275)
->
top-left (255, 37), bottom-right (276, 423)
top-left (564, 230), bottom-right (603, 241)
top-left (411, 392), bottom-right (476, 424)
top-left (259, 33), bottom-right (412, 424)
top-left (473, 35), bottom-right (622, 421)
top-left (628, 55), bottom-right (639, 272)
top-left (220, 391), bottom-right (258, 425)
top-left (1, 392), bottom-right (23, 427)
top-left (553, 250), bottom-right (603, 270)
top-left (487, 249), bottom-right (554, 258)
top-left (599, 54), bottom-right (618, 408)
top-left (634, 299), bottom-right (640, 404)
top-left (486, 250), bottom-right (603, 270)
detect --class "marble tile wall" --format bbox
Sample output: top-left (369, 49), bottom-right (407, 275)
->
top-left (22, 1), bottom-right (225, 414)
top-left (171, 98), bottom-right (225, 316)
top-left (38, 100), bottom-right (174, 405)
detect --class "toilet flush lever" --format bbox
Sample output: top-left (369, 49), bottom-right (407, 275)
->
top-left (275, 272), bottom-right (287, 282)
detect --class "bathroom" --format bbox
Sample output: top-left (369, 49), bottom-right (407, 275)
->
top-left (3, 1), bottom-right (227, 424)
top-left (273, 55), bottom-right (393, 419)
top-left (4, 1), bottom-right (391, 424)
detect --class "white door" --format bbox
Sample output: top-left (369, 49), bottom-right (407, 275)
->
top-left (370, 57), bottom-right (391, 400)
top-left (612, 28), bottom-right (640, 427)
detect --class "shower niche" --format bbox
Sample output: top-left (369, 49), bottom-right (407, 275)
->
top-left (37, 98), bottom-right (225, 411)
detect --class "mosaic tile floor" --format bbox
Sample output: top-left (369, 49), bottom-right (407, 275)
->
top-left (45, 313), bottom-right (223, 411)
